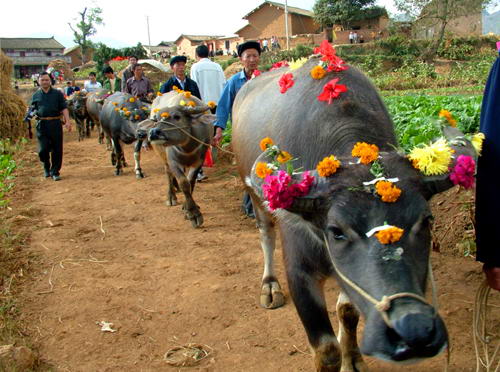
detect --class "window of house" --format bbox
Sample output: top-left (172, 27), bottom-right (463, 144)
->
top-left (225, 40), bottom-right (230, 49)
top-left (20, 51), bottom-right (26, 57)
top-left (46, 51), bottom-right (52, 56)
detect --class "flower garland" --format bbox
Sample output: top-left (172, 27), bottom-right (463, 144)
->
top-left (278, 73), bottom-right (295, 93)
top-left (408, 138), bottom-right (453, 176)
top-left (262, 170), bottom-right (315, 211)
top-left (351, 142), bottom-right (379, 165)
top-left (316, 155), bottom-right (341, 177)
top-left (317, 78), bottom-right (347, 104)
top-left (375, 226), bottom-right (404, 244)
top-left (260, 137), bottom-right (274, 151)
top-left (375, 180), bottom-right (402, 203)
top-left (449, 155), bottom-right (475, 189)
top-left (313, 40), bottom-right (348, 72)
top-left (255, 162), bottom-right (275, 178)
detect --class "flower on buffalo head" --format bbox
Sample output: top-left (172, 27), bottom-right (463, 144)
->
top-left (270, 61), bottom-right (289, 71)
top-left (255, 162), bottom-right (274, 178)
top-left (408, 138), bottom-right (453, 176)
top-left (260, 137), bottom-right (274, 151)
top-left (252, 69), bottom-right (261, 78)
top-left (375, 226), bottom-right (404, 244)
top-left (289, 57), bottom-right (308, 70)
top-left (157, 91), bottom-right (163, 96)
top-left (277, 150), bottom-right (292, 163)
top-left (310, 65), bottom-right (326, 80)
top-left (114, 108), bottom-right (119, 112)
top-left (375, 180), bottom-right (402, 203)
top-left (449, 155), bottom-right (475, 189)
top-left (153, 108), bottom-right (160, 113)
top-left (438, 109), bottom-right (457, 127)
top-left (316, 155), bottom-right (341, 177)
top-left (179, 100), bottom-right (187, 106)
top-left (187, 101), bottom-right (196, 107)
top-left (317, 78), bottom-right (347, 104)
top-left (161, 112), bottom-right (170, 118)
top-left (184, 91), bottom-right (192, 98)
top-left (471, 132), bottom-right (485, 156)
top-left (112, 102), bottom-right (118, 106)
top-left (262, 170), bottom-right (315, 211)
top-left (351, 142), bottom-right (379, 165)
top-left (278, 73), bottom-right (295, 94)
top-left (207, 101), bottom-right (216, 109)
top-left (129, 97), bottom-right (136, 103)
top-left (135, 114), bottom-right (140, 120)
top-left (314, 40), bottom-right (348, 72)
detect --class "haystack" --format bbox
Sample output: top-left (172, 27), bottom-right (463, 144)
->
top-left (0, 51), bottom-right (27, 140)
top-left (224, 61), bottom-right (243, 79)
top-left (48, 59), bottom-right (74, 80)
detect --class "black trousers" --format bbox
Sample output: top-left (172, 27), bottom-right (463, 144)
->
top-left (36, 120), bottom-right (63, 176)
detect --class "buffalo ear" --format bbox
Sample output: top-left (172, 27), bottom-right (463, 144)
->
top-left (193, 113), bottom-right (216, 125)
top-left (421, 126), bottom-right (478, 199)
top-left (178, 104), bottom-right (210, 115)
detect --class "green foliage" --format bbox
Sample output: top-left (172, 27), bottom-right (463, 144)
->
top-left (259, 44), bottom-right (314, 70)
top-left (217, 57), bottom-right (239, 71)
top-left (68, 7), bottom-right (104, 63)
top-left (0, 139), bottom-right (24, 207)
top-left (384, 95), bottom-right (482, 151)
top-left (221, 121), bottom-right (232, 148)
top-left (313, 0), bottom-right (378, 28)
top-left (92, 42), bottom-right (148, 79)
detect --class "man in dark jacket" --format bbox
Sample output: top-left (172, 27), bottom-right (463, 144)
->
top-left (160, 56), bottom-right (201, 99)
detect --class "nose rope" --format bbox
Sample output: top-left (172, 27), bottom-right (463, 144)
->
top-left (322, 234), bottom-right (434, 329)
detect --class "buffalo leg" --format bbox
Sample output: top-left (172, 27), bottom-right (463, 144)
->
top-left (336, 292), bottom-right (368, 372)
top-left (170, 164), bottom-right (202, 228)
top-left (252, 199), bottom-right (285, 309)
top-left (111, 138), bottom-right (124, 176)
top-left (85, 118), bottom-right (91, 137)
top-left (77, 118), bottom-right (85, 141)
top-left (164, 166), bottom-right (178, 206)
top-left (134, 140), bottom-right (144, 179)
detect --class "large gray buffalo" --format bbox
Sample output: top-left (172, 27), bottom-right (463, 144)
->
top-left (232, 57), bottom-right (477, 371)
top-left (140, 91), bottom-right (214, 228)
top-left (99, 92), bottom-right (150, 177)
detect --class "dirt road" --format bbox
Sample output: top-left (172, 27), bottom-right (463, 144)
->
top-left (9, 129), bottom-right (492, 371)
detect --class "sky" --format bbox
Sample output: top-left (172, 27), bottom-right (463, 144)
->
top-left (1, 0), bottom-right (498, 49)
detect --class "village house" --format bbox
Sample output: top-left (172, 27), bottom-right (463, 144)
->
top-left (174, 34), bottom-right (241, 59)
top-left (63, 45), bottom-right (93, 68)
top-left (143, 42), bottom-right (175, 59)
top-left (0, 37), bottom-right (69, 78)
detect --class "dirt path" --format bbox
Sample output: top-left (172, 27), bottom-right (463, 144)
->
top-left (9, 129), bottom-right (493, 371)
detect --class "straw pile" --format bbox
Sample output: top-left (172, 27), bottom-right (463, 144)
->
top-left (224, 61), bottom-right (243, 79)
top-left (0, 51), bottom-right (27, 140)
top-left (48, 59), bottom-right (74, 80)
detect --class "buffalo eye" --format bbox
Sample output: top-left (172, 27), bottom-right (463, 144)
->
top-left (173, 114), bottom-right (181, 121)
top-left (328, 226), bottom-right (346, 240)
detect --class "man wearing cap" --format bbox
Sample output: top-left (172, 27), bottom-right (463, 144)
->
top-left (213, 40), bottom-right (261, 218)
top-left (160, 56), bottom-right (201, 99)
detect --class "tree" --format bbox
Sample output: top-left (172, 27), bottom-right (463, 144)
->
top-left (313, 0), bottom-right (377, 29)
top-left (68, 7), bottom-right (104, 64)
top-left (394, 0), bottom-right (494, 61)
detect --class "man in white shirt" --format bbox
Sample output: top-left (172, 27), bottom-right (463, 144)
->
top-left (190, 45), bottom-right (225, 113)
top-left (83, 72), bottom-right (102, 92)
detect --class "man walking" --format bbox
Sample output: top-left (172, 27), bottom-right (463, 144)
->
top-left (27, 72), bottom-right (71, 181)
top-left (84, 72), bottom-right (102, 92)
top-left (160, 56), bottom-right (201, 99)
top-left (124, 64), bottom-right (154, 101)
top-left (121, 56), bottom-right (138, 92)
top-left (213, 41), bottom-right (261, 217)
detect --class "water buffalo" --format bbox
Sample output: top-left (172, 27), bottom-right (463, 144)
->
top-left (140, 91), bottom-right (214, 228)
top-left (86, 89), bottom-right (110, 149)
top-left (67, 91), bottom-right (90, 141)
top-left (99, 92), bottom-right (150, 177)
top-left (232, 56), bottom-right (477, 371)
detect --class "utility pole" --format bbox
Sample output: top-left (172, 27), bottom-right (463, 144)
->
top-left (284, 0), bottom-right (290, 50)
top-left (146, 16), bottom-right (152, 56)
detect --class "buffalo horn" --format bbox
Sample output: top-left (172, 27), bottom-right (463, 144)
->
top-left (177, 104), bottom-right (210, 115)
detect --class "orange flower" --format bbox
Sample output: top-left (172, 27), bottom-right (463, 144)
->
top-left (310, 65), bottom-right (326, 79)
top-left (439, 109), bottom-right (457, 127)
top-left (187, 101), bottom-right (196, 107)
top-left (157, 91), bottom-right (163, 96)
top-left (260, 137), bottom-right (274, 151)
top-left (112, 102), bottom-right (118, 106)
top-left (135, 114), bottom-right (140, 120)
top-left (184, 91), bottom-right (192, 98)
top-left (375, 181), bottom-right (402, 203)
top-left (255, 162), bottom-right (274, 178)
top-left (277, 150), bottom-right (292, 163)
top-left (375, 227), bottom-right (404, 244)
top-left (129, 97), bottom-right (135, 103)
top-left (351, 142), bottom-right (379, 164)
top-left (114, 108), bottom-right (119, 111)
top-left (124, 111), bottom-right (130, 116)
top-left (173, 85), bottom-right (179, 91)
top-left (316, 155), bottom-right (341, 177)
top-left (161, 112), bottom-right (170, 118)
top-left (207, 101), bottom-right (216, 109)
top-left (153, 108), bottom-right (160, 113)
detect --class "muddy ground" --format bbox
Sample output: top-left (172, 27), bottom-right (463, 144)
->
top-left (3, 127), bottom-right (497, 372)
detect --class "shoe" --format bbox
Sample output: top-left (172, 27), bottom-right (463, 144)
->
top-left (52, 175), bottom-right (61, 181)
top-left (196, 173), bottom-right (208, 182)
top-left (44, 170), bottom-right (50, 178)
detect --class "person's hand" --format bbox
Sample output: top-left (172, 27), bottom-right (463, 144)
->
top-left (212, 127), bottom-right (223, 147)
top-left (483, 265), bottom-right (500, 291)
top-left (64, 121), bottom-right (72, 132)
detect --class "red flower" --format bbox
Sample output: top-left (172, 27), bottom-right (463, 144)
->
top-left (317, 78), bottom-right (348, 104)
top-left (278, 73), bottom-right (295, 94)
top-left (270, 60), bottom-right (289, 71)
top-left (314, 40), bottom-right (348, 72)
top-left (252, 69), bottom-right (261, 78)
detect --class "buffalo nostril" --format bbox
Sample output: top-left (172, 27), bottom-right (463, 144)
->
top-left (393, 313), bottom-right (437, 348)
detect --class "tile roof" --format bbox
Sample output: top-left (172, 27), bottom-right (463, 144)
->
top-left (0, 37), bottom-right (65, 49)
top-left (243, 1), bottom-right (314, 19)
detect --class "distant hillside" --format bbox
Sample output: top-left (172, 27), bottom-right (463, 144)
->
top-left (483, 10), bottom-right (500, 34)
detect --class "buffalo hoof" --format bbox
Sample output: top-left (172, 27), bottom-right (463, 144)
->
top-left (115, 169), bottom-right (122, 176)
top-left (166, 198), bottom-right (178, 206)
top-left (136, 171), bottom-right (144, 179)
top-left (314, 342), bottom-right (342, 372)
top-left (340, 354), bottom-right (368, 372)
top-left (122, 161), bottom-right (128, 168)
top-left (260, 278), bottom-right (285, 309)
top-left (189, 214), bottom-right (203, 228)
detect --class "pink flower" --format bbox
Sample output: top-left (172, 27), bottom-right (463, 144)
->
top-left (449, 155), bottom-right (476, 189)
top-left (317, 78), bottom-right (348, 104)
top-left (270, 61), bottom-right (289, 71)
top-left (314, 40), bottom-right (348, 72)
top-left (278, 73), bottom-right (295, 94)
top-left (262, 170), bottom-right (315, 211)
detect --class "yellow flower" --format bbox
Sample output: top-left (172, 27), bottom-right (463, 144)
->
top-left (310, 65), bottom-right (326, 79)
top-left (352, 142), bottom-right (379, 165)
top-left (153, 108), bottom-right (160, 113)
top-left (471, 132), bottom-right (485, 156)
top-left (255, 162), bottom-right (274, 178)
top-left (180, 100), bottom-right (187, 106)
top-left (375, 226), bottom-right (404, 244)
top-left (184, 91), bottom-right (192, 98)
top-left (260, 137), bottom-right (273, 151)
top-left (135, 114), bottom-right (140, 120)
top-left (129, 97), bottom-right (135, 103)
top-left (173, 85), bottom-right (179, 91)
top-left (157, 91), bottom-right (163, 96)
top-left (375, 181), bottom-right (402, 203)
top-left (207, 101), bottom-right (216, 109)
top-left (124, 111), bottom-right (130, 116)
top-left (277, 151), bottom-right (292, 163)
top-left (316, 155), bottom-right (341, 177)
top-left (114, 108), bottom-right (119, 112)
top-left (161, 112), bottom-right (170, 118)
top-left (141, 106), bottom-right (147, 110)
top-left (187, 101), bottom-right (196, 107)
top-left (408, 138), bottom-right (453, 176)
top-left (112, 102), bottom-right (118, 106)
top-left (289, 57), bottom-right (308, 71)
